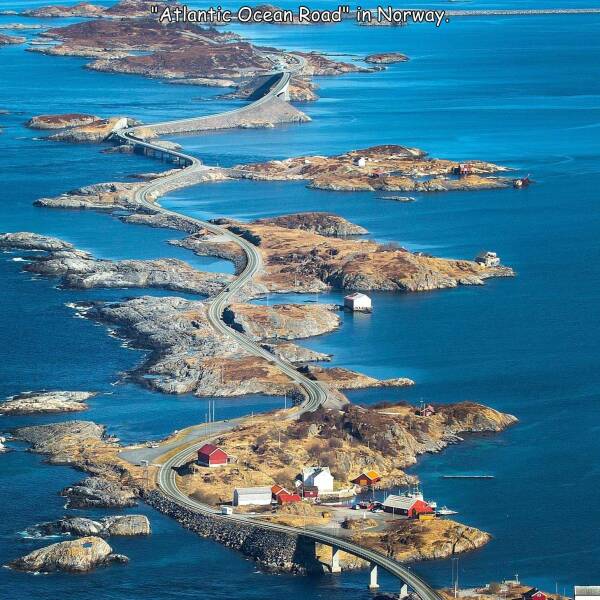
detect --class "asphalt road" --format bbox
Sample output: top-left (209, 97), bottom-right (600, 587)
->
top-left (114, 59), bottom-right (443, 599)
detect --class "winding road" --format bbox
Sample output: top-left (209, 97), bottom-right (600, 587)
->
top-left (114, 60), bottom-right (442, 599)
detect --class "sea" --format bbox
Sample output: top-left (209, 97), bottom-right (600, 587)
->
top-left (1, 1), bottom-right (599, 598)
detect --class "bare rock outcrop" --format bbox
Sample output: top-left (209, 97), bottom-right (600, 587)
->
top-left (34, 181), bottom-right (143, 210)
top-left (1, 231), bottom-right (238, 298)
top-left (0, 33), bottom-right (26, 45)
top-left (223, 303), bottom-right (341, 341)
top-left (254, 212), bottom-right (368, 237)
top-left (8, 536), bottom-right (126, 573)
top-left (27, 113), bottom-right (100, 129)
top-left (61, 477), bottom-right (138, 508)
top-left (0, 391), bottom-right (95, 415)
top-left (32, 515), bottom-right (150, 537)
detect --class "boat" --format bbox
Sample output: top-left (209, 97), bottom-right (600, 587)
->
top-left (436, 506), bottom-right (458, 516)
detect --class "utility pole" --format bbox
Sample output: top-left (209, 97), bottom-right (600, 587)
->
top-left (451, 557), bottom-right (459, 598)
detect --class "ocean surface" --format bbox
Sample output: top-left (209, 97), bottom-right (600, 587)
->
top-left (1, 2), bottom-right (599, 598)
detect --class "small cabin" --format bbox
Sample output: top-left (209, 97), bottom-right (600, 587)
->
top-left (344, 293), bottom-right (372, 313)
top-left (475, 251), bottom-right (501, 267)
top-left (351, 470), bottom-right (381, 487)
top-left (355, 156), bottom-right (367, 168)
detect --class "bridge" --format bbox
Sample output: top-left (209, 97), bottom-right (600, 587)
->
top-left (113, 58), bottom-right (443, 600)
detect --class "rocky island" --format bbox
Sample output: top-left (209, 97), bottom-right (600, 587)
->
top-left (365, 52), bottom-right (409, 64)
top-left (0, 33), bottom-right (26, 45)
top-left (24, 1), bottom-right (365, 101)
top-left (229, 144), bottom-right (512, 193)
top-left (0, 391), bottom-right (95, 415)
top-left (8, 537), bottom-right (128, 573)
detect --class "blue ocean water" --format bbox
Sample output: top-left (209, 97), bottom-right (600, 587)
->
top-left (1, 4), bottom-right (599, 598)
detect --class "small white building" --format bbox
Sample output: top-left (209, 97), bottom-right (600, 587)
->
top-left (344, 292), bottom-right (372, 313)
top-left (475, 251), bottom-right (501, 267)
top-left (575, 587), bottom-right (600, 600)
top-left (302, 467), bottom-right (334, 493)
top-left (355, 156), bottom-right (367, 168)
top-left (232, 486), bottom-right (272, 507)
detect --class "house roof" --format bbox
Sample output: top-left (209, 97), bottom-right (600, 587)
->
top-left (271, 485), bottom-right (289, 496)
top-left (523, 589), bottom-right (547, 599)
top-left (344, 292), bottom-right (371, 301)
top-left (198, 443), bottom-right (227, 456)
top-left (366, 470), bottom-right (381, 480)
top-left (303, 466), bottom-right (332, 480)
top-left (234, 486), bottom-right (272, 496)
top-left (382, 495), bottom-right (429, 510)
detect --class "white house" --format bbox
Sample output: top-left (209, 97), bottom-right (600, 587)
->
top-left (575, 587), bottom-right (600, 600)
top-left (302, 467), bottom-right (334, 493)
top-left (355, 156), bottom-right (367, 168)
top-left (344, 292), bottom-right (372, 313)
top-left (475, 251), bottom-right (501, 267)
top-left (232, 486), bottom-right (272, 506)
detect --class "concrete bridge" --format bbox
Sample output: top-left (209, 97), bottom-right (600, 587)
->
top-left (113, 59), bottom-right (443, 600)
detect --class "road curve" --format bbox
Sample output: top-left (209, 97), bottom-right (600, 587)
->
top-left (114, 65), bottom-right (441, 599)
top-left (113, 69), bottom-right (327, 413)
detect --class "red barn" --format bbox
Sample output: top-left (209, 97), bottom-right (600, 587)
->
top-left (278, 493), bottom-right (301, 505)
top-left (197, 443), bottom-right (228, 467)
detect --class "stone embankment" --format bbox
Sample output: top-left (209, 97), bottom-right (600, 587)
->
top-left (144, 491), bottom-right (321, 573)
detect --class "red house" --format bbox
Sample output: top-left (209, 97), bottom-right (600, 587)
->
top-left (301, 485), bottom-right (319, 499)
top-left (278, 493), bottom-right (301, 505)
top-left (271, 484), bottom-right (290, 500)
top-left (351, 470), bottom-right (382, 487)
top-left (523, 590), bottom-right (547, 600)
top-left (197, 443), bottom-right (228, 467)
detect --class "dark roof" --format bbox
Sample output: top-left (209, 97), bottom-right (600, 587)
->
top-left (524, 589), bottom-right (545, 599)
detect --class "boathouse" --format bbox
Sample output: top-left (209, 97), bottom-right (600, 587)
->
top-left (233, 486), bottom-right (272, 507)
top-left (351, 471), bottom-right (381, 487)
top-left (197, 443), bottom-right (229, 467)
top-left (382, 495), bottom-right (434, 518)
top-left (344, 293), bottom-right (372, 313)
